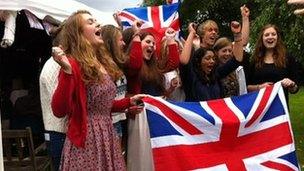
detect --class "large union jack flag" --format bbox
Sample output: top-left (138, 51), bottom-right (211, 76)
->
top-left (117, 3), bottom-right (180, 53)
top-left (143, 82), bottom-right (299, 171)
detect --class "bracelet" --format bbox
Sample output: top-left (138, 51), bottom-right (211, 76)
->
top-left (234, 38), bottom-right (242, 42)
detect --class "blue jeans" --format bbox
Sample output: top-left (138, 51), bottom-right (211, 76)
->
top-left (113, 121), bottom-right (123, 137)
top-left (45, 131), bottom-right (65, 171)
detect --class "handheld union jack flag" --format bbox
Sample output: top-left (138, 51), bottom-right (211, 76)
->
top-left (117, 3), bottom-right (180, 53)
top-left (144, 82), bottom-right (299, 171)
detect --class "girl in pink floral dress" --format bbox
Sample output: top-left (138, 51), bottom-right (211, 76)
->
top-left (51, 10), bottom-right (145, 171)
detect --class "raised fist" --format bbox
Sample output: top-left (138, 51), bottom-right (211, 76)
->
top-left (230, 21), bottom-right (241, 34)
top-left (165, 27), bottom-right (176, 40)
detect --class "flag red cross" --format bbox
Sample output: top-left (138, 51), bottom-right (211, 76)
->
top-left (149, 86), bottom-right (294, 170)
top-left (144, 6), bottom-right (180, 51)
top-left (120, 6), bottom-right (180, 55)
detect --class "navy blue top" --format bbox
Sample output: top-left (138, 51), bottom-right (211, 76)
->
top-left (141, 82), bottom-right (163, 96)
top-left (181, 56), bottom-right (241, 102)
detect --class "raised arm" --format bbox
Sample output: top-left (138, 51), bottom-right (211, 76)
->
top-left (51, 48), bottom-right (74, 117)
top-left (240, 5), bottom-right (250, 46)
top-left (128, 20), bottom-right (143, 71)
top-left (131, 20), bottom-right (142, 42)
top-left (161, 28), bottom-right (180, 71)
top-left (180, 23), bottom-right (197, 65)
top-left (288, 0), bottom-right (304, 15)
top-left (231, 21), bottom-right (243, 62)
top-left (113, 11), bottom-right (123, 30)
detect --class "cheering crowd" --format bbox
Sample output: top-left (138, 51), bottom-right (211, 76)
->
top-left (1, 1), bottom-right (302, 170)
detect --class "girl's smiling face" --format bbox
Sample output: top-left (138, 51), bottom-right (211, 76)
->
top-left (262, 27), bottom-right (278, 49)
top-left (217, 45), bottom-right (233, 64)
top-left (201, 50), bottom-right (216, 75)
top-left (141, 35), bottom-right (156, 60)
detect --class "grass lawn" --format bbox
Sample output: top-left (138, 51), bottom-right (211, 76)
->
top-left (289, 87), bottom-right (304, 169)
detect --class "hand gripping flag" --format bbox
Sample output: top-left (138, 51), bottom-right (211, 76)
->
top-left (143, 82), bottom-right (299, 171)
top-left (117, 3), bottom-right (180, 54)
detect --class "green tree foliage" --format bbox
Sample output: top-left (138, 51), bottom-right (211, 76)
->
top-left (179, 0), bottom-right (304, 65)
top-left (142, 0), bottom-right (164, 6)
top-left (179, 0), bottom-right (251, 41)
top-left (249, 0), bottom-right (304, 65)
top-left (144, 0), bottom-right (304, 66)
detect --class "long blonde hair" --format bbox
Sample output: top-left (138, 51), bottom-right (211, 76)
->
top-left (60, 10), bottom-right (122, 83)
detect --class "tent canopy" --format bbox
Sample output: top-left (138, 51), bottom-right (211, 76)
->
top-left (0, 0), bottom-right (117, 26)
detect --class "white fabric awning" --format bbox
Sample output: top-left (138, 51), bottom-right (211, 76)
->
top-left (0, 0), bottom-right (117, 25)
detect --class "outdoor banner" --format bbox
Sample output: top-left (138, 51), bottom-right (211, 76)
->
top-left (140, 82), bottom-right (299, 170)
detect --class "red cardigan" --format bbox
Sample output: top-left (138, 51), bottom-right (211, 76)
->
top-left (126, 41), bottom-right (180, 94)
top-left (51, 58), bottom-right (131, 148)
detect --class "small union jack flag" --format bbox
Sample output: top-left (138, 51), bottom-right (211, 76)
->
top-left (144, 82), bottom-right (299, 171)
top-left (117, 3), bottom-right (180, 53)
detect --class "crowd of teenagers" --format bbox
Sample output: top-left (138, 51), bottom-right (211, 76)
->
top-left (6, 3), bottom-right (301, 171)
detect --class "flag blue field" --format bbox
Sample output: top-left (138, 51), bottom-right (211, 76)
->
top-left (144, 82), bottom-right (299, 171)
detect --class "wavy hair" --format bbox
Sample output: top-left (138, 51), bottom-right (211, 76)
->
top-left (101, 25), bottom-right (126, 69)
top-left (193, 48), bottom-right (217, 84)
top-left (60, 10), bottom-right (122, 83)
top-left (197, 20), bottom-right (218, 40)
top-left (139, 31), bottom-right (165, 93)
top-left (252, 24), bottom-right (286, 68)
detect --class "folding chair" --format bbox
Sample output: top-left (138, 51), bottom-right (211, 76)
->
top-left (2, 127), bottom-right (51, 171)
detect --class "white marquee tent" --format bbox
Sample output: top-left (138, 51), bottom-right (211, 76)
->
top-left (0, 0), bottom-right (117, 25)
top-left (0, 1), bottom-right (118, 170)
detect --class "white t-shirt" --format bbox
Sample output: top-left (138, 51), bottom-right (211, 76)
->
top-left (236, 66), bottom-right (247, 95)
top-left (163, 69), bottom-right (185, 102)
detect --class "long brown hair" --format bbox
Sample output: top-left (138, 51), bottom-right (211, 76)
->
top-left (139, 31), bottom-right (165, 93)
top-left (193, 48), bottom-right (217, 84)
top-left (252, 24), bottom-right (286, 68)
top-left (60, 10), bottom-right (122, 83)
top-left (101, 25), bottom-right (126, 69)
